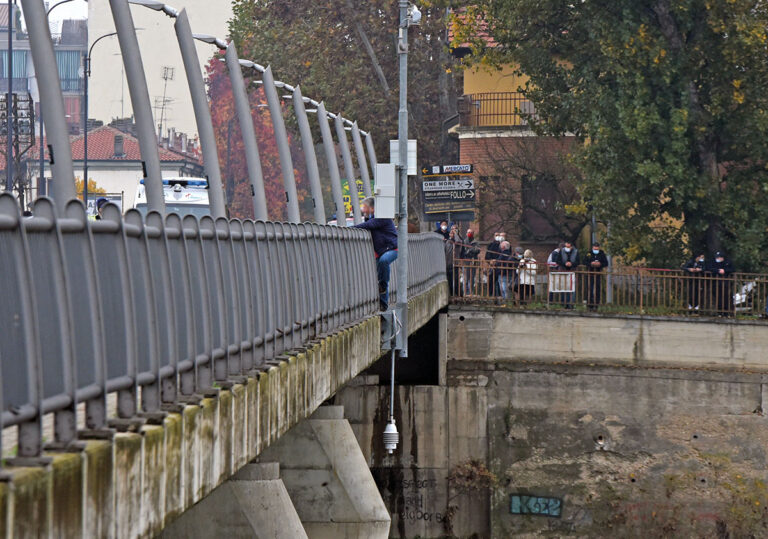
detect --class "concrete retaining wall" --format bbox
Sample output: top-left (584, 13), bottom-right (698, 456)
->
top-left (448, 307), bottom-right (768, 371)
top-left (445, 308), bottom-right (768, 537)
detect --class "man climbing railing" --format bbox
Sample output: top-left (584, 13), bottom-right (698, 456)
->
top-left (0, 194), bottom-right (446, 464)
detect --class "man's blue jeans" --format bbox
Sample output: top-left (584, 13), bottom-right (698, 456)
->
top-left (378, 250), bottom-right (398, 308)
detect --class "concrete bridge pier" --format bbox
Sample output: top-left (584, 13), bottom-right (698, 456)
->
top-left (159, 462), bottom-right (307, 538)
top-left (259, 405), bottom-right (391, 539)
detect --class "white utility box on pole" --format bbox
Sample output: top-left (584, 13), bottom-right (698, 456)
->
top-left (374, 163), bottom-right (397, 218)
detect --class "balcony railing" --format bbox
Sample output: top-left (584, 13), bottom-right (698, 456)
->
top-left (459, 92), bottom-right (536, 128)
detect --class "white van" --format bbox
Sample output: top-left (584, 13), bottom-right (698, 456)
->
top-left (134, 177), bottom-right (211, 218)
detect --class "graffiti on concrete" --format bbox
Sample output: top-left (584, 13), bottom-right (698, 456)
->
top-left (510, 495), bottom-right (562, 518)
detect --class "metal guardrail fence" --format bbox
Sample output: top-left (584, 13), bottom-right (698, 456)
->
top-left (450, 259), bottom-right (768, 318)
top-left (0, 193), bottom-right (446, 463)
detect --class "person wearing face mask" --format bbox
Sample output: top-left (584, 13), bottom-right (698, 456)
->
top-left (436, 220), bottom-right (450, 239)
top-left (354, 197), bottom-right (398, 311)
top-left (461, 229), bottom-right (481, 296)
top-left (683, 253), bottom-right (706, 310)
top-left (444, 227), bottom-right (464, 295)
top-left (582, 241), bottom-right (608, 312)
top-left (557, 241), bottom-right (579, 309)
top-left (706, 251), bottom-right (734, 316)
top-left (485, 231), bottom-right (506, 297)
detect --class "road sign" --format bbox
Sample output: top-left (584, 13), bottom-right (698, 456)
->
top-left (421, 174), bottom-right (476, 215)
top-left (422, 178), bottom-right (474, 191)
top-left (421, 164), bottom-right (473, 177)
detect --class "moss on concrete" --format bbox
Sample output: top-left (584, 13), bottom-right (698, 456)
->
top-left (246, 377), bottom-right (260, 458)
top-left (49, 452), bottom-right (82, 537)
top-left (12, 467), bottom-right (50, 537)
top-left (182, 404), bottom-right (200, 508)
top-left (84, 440), bottom-right (112, 538)
top-left (217, 390), bottom-right (234, 482)
top-left (231, 384), bottom-right (247, 470)
top-left (3, 283), bottom-right (448, 538)
top-left (141, 424), bottom-right (166, 536)
top-left (163, 412), bottom-right (183, 523)
top-left (198, 398), bottom-right (217, 500)
top-left (114, 433), bottom-right (142, 539)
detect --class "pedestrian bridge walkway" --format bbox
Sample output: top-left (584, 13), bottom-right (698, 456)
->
top-left (0, 194), bottom-right (447, 537)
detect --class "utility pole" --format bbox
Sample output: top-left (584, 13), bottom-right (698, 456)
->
top-left (6, 0), bottom-right (13, 193)
top-left (396, 0), bottom-right (410, 356)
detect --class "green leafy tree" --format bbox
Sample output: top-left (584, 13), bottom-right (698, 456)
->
top-left (456, 0), bottom-right (768, 270)
top-left (228, 0), bottom-right (460, 220)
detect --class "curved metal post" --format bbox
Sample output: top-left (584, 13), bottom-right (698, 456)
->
top-left (316, 102), bottom-right (346, 225)
top-left (20, 0), bottom-right (76, 207)
top-left (334, 114), bottom-right (362, 224)
top-left (262, 65), bottom-right (300, 223)
top-left (174, 9), bottom-right (226, 218)
top-left (293, 86), bottom-right (325, 223)
top-left (224, 45), bottom-right (268, 221)
top-left (351, 122), bottom-right (372, 198)
top-left (364, 131), bottom-right (378, 170)
top-left (109, 0), bottom-right (165, 212)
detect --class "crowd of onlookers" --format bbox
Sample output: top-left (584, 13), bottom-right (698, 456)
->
top-left (436, 221), bottom-right (744, 315)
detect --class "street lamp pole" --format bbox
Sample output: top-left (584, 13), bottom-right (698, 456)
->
top-left (84, 32), bottom-right (118, 213)
top-left (194, 37), bottom-right (268, 221)
top-left (316, 101), bottom-right (347, 226)
top-left (109, 0), bottom-right (165, 213)
top-left (396, 0), bottom-right (411, 354)
top-left (20, 0), bottom-right (77, 208)
top-left (36, 0), bottom-right (78, 198)
top-left (333, 113), bottom-right (362, 224)
top-left (363, 130), bottom-right (378, 170)
top-left (128, 1), bottom-right (227, 219)
top-left (350, 120), bottom-right (372, 198)
top-left (291, 85), bottom-right (326, 223)
top-left (260, 65), bottom-right (300, 223)
top-left (6, 0), bottom-right (13, 193)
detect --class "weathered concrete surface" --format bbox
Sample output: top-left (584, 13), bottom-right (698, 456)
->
top-left (0, 281), bottom-right (448, 538)
top-left (160, 463), bottom-right (307, 539)
top-left (334, 384), bottom-right (490, 539)
top-left (448, 307), bottom-right (768, 371)
top-left (336, 309), bottom-right (768, 538)
top-left (446, 308), bottom-right (768, 537)
top-left (259, 406), bottom-right (391, 539)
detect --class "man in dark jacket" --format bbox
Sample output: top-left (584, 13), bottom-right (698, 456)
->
top-left (461, 229), bottom-right (481, 296)
top-left (582, 241), bottom-right (608, 311)
top-left (444, 227), bottom-right (463, 295)
top-left (683, 253), bottom-right (706, 310)
top-left (706, 251), bottom-right (734, 315)
top-left (485, 231), bottom-right (506, 297)
top-left (354, 197), bottom-right (397, 311)
top-left (557, 241), bottom-right (579, 309)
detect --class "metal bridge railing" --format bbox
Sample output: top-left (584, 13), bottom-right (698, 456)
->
top-left (451, 259), bottom-right (768, 318)
top-left (0, 193), bottom-right (446, 463)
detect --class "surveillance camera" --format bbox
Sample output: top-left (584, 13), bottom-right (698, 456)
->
top-left (408, 4), bottom-right (422, 25)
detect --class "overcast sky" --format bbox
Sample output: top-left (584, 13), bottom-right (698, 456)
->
top-left (24, 1), bottom-right (88, 33)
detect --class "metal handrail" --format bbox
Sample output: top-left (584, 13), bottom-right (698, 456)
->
top-left (450, 258), bottom-right (768, 318)
top-left (0, 194), bottom-right (446, 461)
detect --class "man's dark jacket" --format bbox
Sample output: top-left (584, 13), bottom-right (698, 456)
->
top-left (354, 217), bottom-right (397, 257)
